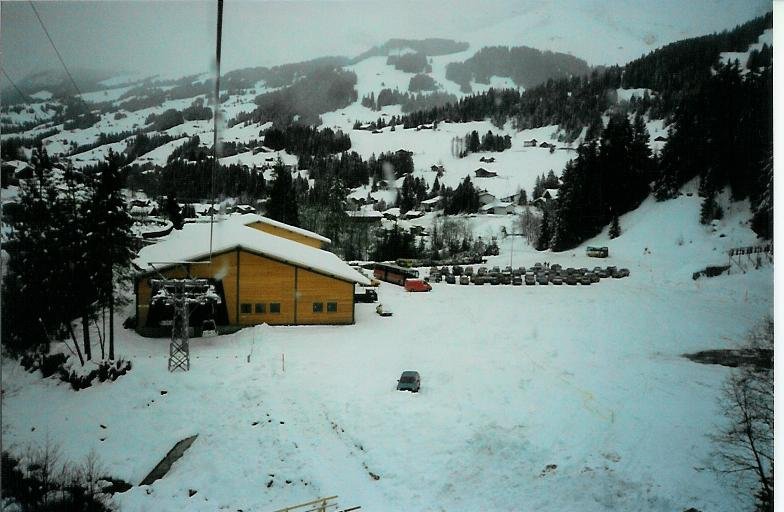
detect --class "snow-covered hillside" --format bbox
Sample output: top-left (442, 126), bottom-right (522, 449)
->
top-left (1, 188), bottom-right (772, 511)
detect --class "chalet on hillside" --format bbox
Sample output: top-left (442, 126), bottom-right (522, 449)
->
top-left (475, 168), bottom-right (498, 178)
top-left (532, 188), bottom-right (559, 207)
top-left (479, 201), bottom-right (514, 215)
top-left (479, 156), bottom-right (496, 163)
top-left (345, 209), bottom-right (383, 224)
top-left (539, 141), bottom-right (555, 149)
top-left (402, 209), bottom-right (425, 220)
top-left (418, 196), bottom-right (443, 212)
top-left (523, 139), bottom-right (538, 147)
top-left (396, 149), bottom-right (413, 157)
top-left (500, 191), bottom-right (521, 204)
top-left (133, 215), bottom-right (367, 336)
top-left (430, 164), bottom-right (445, 174)
top-left (478, 191), bottom-right (497, 205)
top-left (383, 207), bottom-right (401, 220)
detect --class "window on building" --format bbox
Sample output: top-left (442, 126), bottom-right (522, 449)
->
top-left (240, 303), bottom-right (252, 314)
top-left (255, 303), bottom-right (265, 314)
top-left (313, 302), bottom-right (324, 313)
top-left (270, 303), bottom-right (281, 314)
top-left (327, 302), bottom-right (337, 312)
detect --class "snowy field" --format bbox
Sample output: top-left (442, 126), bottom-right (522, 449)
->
top-left (1, 190), bottom-right (772, 512)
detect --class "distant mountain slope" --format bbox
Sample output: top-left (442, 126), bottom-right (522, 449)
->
top-left (352, 38), bottom-right (470, 63)
top-left (445, 46), bottom-right (590, 93)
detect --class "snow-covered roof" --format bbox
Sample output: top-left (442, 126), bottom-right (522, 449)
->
top-left (346, 210), bottom-right (383, 218)
top-left (480, 201), bottom-right (513, 212)
top-left (420, 196), bottom-right (442, 205)
top-left (234, 213), bottom-right (332, 244)
top-left (544, 188), bottom-right (560, 198)
top-left (134, 218), bottom-right (370, 285)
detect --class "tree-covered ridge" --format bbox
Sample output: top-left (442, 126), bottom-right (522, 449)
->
top-left (262, 125), bottom-right (351, 157)
top-left (360, 88), bottom-right (458, 114)
top-left (353, 38), bottom-right (469, 62)
top-left (230, 67), bottom-right (358, 127)
top-left (399, 12), bottom-right (771, 139)
top-left (387, 53), bottom-right (431, 74)
top-left (445, 45), bottom-right (591, 93)
top-left (621, 12), bottom-right (772, 99)
top-left (542, 112), bottom-right (654, 251)
top-left (221, 56), bottom-right (352, 92)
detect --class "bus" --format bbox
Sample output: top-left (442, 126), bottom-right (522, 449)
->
top-left (373, 262), bottom-right (420, 286)
top-left (586, 246), bottom-right (609, 258)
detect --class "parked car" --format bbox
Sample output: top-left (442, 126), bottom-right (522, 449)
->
top-left (550, 264), bottom-right (562, 272)
top-left (459, 275), bottom-right (470, 285)
top-left (580, 275), bottom-right (592, 285)
top-left (397, 371), bottom-right (421, 392)
top-left (513, 267), bottom-right (524, 276)
top-left (404, 278), bottom-right (432, 292)
top-left (512, 276), bottom-right (522, 286)
top-left (473, 275), bottom-right (486, 285)
top-left (464, 266), bottom-right (474, 276)
top-left (500, 274), bottom-right (512, 285)
top-left (440, 266), bottom-right (451, 276)
top-left (597, 268), bottom-right (609, 278)
top-left (444, 274), bottom-right (456, 284)
top-left (536, 273), bottom-right (549, 285)
top-left (613, 268), bottom-right (630, 278)
top-left (525, 274), bottom-right (536, 285)
top-left (491, 266), bottom-right (501, 274)
top-left (588, 272), bottom-right (600, 283)
top-left (489, 275), bottom-right (500, 285)
top-left (452, 265), bottom-right (464, 276)
top-left (566, 274), bottom-right (578, 285)
top-left (354, 288), bottom-right (378, 303)
top-left (477, 267), bottom-right (488, 276)
top-left (551, 275), bottom-right (563, 285)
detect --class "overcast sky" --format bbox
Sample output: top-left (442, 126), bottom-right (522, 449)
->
top-left (0, 0), bottom-right (771, 86)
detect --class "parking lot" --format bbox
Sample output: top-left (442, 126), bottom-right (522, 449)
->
top-left (425, 263), bottom-right (630, 287)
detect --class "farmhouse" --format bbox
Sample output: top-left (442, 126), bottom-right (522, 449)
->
top-left (479, 201), bottom-right (514, 215)
top-left (523, 139), bottom-right (538, 147)
top-left (418, 196), bottom-right (442, 212)
top-left (478, 190), bottom-right (497, 205)
top-left (474, 168), bottom-right (498, 178)
top-left (133, 215), bottom-right (368, 336)
top-left (532, 188), bottom-right (560, 207)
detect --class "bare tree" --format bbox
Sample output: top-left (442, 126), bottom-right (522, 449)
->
top-left (712, 317), bottom-right (773, 511)
top-left (517, 207), bottom-right (542, 245)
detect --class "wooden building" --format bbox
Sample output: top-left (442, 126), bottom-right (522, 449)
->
top-left (133, 216), bottom-right (369, 336)
top-left (474, 168), bottom-right (498, 178)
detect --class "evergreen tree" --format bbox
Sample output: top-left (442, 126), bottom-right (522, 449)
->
top-left (266, 160), bottom-right (299, 226)
top-left (90, 150), bottom-right (135, 359)
top-left (608, 214), bottom-right (621, 238)
top-left (164, 195), bottom-right (184, 229)
top-left (536, 206), bottom-right (551, 250)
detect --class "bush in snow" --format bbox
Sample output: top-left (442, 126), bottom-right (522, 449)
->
top-left (21, 352), bottom-right (132, 391)
top-left (2, 443), bottom-right (122, 511)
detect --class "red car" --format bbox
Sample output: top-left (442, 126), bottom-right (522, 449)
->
top-left (404, 278), bottom-right (432, 292)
